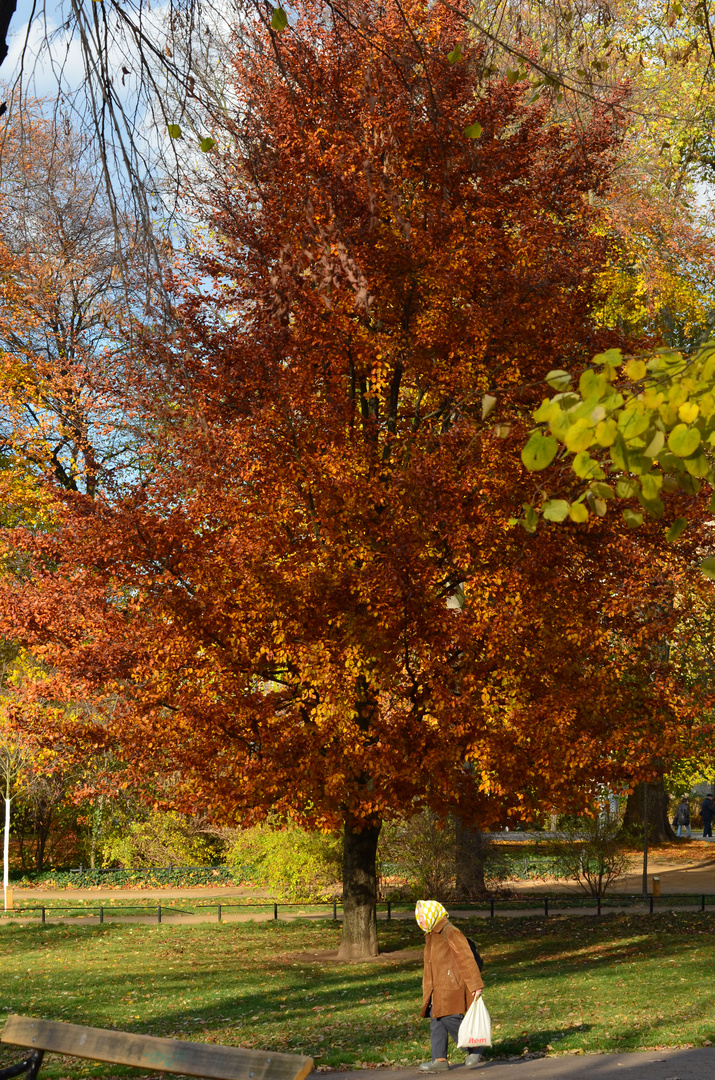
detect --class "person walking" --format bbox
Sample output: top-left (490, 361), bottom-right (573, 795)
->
top-left (674, 797), bottom-right (691, 838)
top-left (701, 794), bottom-right (714, 839)
top-left (416, 899), bottom-right (485, 1072)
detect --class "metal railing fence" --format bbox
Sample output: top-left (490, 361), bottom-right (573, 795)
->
top-left (3, 892), bottom-right (715, 925)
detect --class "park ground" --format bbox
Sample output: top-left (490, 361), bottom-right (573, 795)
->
top-left (2, 912), bottom-right (715, 1077)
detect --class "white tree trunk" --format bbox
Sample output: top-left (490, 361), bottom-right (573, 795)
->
top-left (3, 796), bottom-right (10, 911)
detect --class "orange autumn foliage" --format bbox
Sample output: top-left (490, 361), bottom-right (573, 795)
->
top-left (0, 1), bottom-right (711, 954)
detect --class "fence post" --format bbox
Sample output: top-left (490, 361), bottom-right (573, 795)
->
top-left (544, 897), bottom-right (549, 918)
top-left (387, 900), bottom-right (391, 921)
top-left (597, 895), bottom-right (601, 916)
top-left (274, 902), bottom-right (278, 921)
top-left (100, 906), bottom-right (104, 925)
top-left (41, 907), bottom-right (45, 925)
top-left (333, 899), bottom-right (337, 921)
top-left (649, 895), bottom-right (653, 914)
top-left (218, 903), bottom-right (222, 923)
top-left (158, 905), bottom-right (162, 924)
top-left (702, 894), bottom-right (706, 912)
top-left (490, 898), bottom-right (495, 919)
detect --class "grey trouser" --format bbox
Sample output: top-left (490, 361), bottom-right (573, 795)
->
top-left (430, 1012), bottom-right (468, 1058)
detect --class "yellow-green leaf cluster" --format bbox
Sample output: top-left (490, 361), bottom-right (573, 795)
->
top-left (521, 341), bottom-right (715, 573)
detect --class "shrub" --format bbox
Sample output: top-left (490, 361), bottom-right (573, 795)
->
top-left (226, 822), bottom-right (342, 901)
top-left (547, 813), bottom-right (629, 896)
top-left (100, 810), bottom-right (225, 868)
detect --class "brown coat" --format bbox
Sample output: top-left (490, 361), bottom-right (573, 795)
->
top-left (420, 917), bottom-right (484, 1018)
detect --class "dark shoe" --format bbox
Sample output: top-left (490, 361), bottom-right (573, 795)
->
top-left (464, 1054), bottom-right (483, 1069)
top-left (418, 1062), bottom-right (450, 1073)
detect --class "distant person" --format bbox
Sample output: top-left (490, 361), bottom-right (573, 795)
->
top-left (701, 794), bottom-right (714, 839)
top-left (415, 899), bottom-right (485, 1072)
top-left (674, 797), bottom-right (691, 838)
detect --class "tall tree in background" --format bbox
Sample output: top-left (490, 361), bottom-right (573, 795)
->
top-left (0, 98), bottom-right (153, 500)
top-left (0, 103), bottom-right (143, 875)
top-left (0, 0), bottom-right (709, 957)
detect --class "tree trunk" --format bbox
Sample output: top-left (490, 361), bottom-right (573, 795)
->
top-left (622, 780), bottom-right (676, 844)
top-left (3, 797), bottom-right (10, 911)
top-left (455, 820), bottom-right (488, 899)
top-left (337, 816), bottom-right (381, 960)
top-left (90, 795), bottom-right (105, 869)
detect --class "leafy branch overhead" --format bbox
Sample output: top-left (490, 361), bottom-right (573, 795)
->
top-left (518, 342), bottom-right (715, 575)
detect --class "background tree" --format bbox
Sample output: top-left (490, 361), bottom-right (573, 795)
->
top-left (0, 97), bottom-right (155, 498)
top-left (0, 721), bottom-right (28, 906)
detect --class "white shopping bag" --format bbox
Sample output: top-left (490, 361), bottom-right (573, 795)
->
top-left (458, 995), bottom-right (492, 1049)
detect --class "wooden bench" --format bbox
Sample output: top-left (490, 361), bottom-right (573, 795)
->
top-left (0, 1016), bottom-right (313, 1080)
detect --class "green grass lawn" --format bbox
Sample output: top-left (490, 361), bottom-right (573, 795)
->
top-left (1, 913), bottom-right (714, 1077)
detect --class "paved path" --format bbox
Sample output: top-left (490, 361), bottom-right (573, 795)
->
top-left (327, 1047), bottom-right (715, 1079)
top-left (8, 885), bottom-right (267, 900)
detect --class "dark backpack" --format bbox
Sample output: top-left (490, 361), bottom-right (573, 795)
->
top-left (467, 936), bottom-right (484, 972)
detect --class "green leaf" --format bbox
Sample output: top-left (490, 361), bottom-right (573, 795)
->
top-left (564, 418), bottom-right (595, 453)
top-left (545, 369), bottom-right (572, 391)
top-left (167, 124), bottom-right (182, 139)
top-left (593, 348), bottom-right (623, 366)
top-left (665, 517), bottom-right (687, 542)
top-left (624, 358), bottom-right (647, 380)
top-left (590, 481), bottom-right (614, 500)
top-left (684, 454), bottom-right (710, 478)
top-left (199, 136), bottom-right (216, 152)
top-left (568, 502), bottom-right (589, 523)
top-left (643, 430), bottom-right (665, 457)
top-left (678, 474), bottom-right (701, 494)
top-left (507, 67), bottom-right (519, 84)
top-left (464, 122), bottom-right (482, 139)
top-left (622, 508), bottom-right (643, 528)
top-left (668, 423), bottom-right (701, 457)
top-left (595, 418), bottom-right (618, 446)
top-left (639, 495), bottom-right (664, 519)
top-left (533, 398), bottom-right (558, 423)
top-left (617, 406), bottom-right (650, 440)
top-left (709, 493), bottom-right (715, 513)
top-left (523, 504), bottom-right (538, 533)
top-left (572, 451), bottom-right (604, 479)
top-left (701, 557), bottom-right (715, 580)
top-left (521, 432), bottom-right (558, 471)
top-left (658, 451), bottom-right (680, 473)
top-left (447, 44), bottom-right (464, 63)
top-left (542, 499), bottom-right (570, 522)
top-left (616, 478), bottom-right (639, 499)
top-left (271, 6), bottom-right (288, 30)
top-left (640, 472), bottom-right (663, 501)
top-left (579, 368), bottom-right (605, 398)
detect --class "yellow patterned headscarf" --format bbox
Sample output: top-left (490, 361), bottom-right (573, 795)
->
top-left (415, 899), bottom-right (448, 932)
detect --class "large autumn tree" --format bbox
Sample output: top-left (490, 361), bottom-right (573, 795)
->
top-left (1, 0), bottom-right (708, 957)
